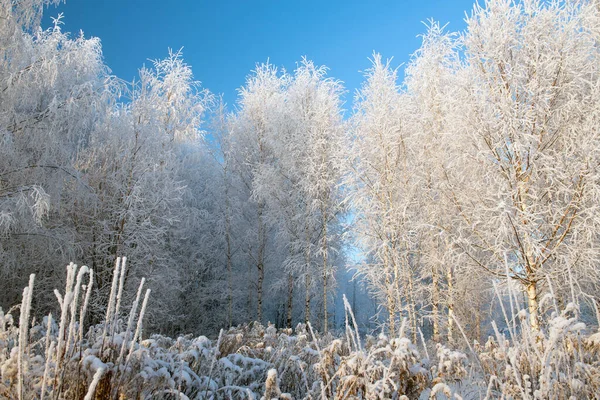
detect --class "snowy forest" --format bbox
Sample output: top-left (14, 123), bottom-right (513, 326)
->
top-left (2, 0), bottom-right (600, 398)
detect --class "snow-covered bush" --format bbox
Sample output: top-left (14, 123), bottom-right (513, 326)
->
top-left (478, 303), bottom-right (600, 399)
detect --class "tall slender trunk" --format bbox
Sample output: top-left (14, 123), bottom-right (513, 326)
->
top-left (257, 202), bottom-right (266, 324)
top-left (385, 249), bottom-right (396, 336)
top-left (392, 250), bottom-right (400, 338)
top-left (527, 281), bottom-right (539, 331)
top-left (321, 215), bottom-right (329, 333)
top-left (407, 264), bottom-right (418, 344)
top-left (247, 260), bottom-right (253, 316)
top-left (323, 266), bottom-right (328, 333)
top-left (227, 238), bottom-right (232, 328)
top-left (432, 262), bottom-right (440, 342)
top-left (304, 231), bottom-right (311, 324)
top-left (406, 241), bottom-right (419, 344)
top-left (517, 176), bottom-right (539, 333)
top-left (256, 122), bottom-right (267, 325)
top-left (447, 265), bottom-right (454, 344)
top-left (304, 273), bottom-right (311, 324)
top-left (287, 273), bottom-right (294, 329)
top-left (257, 260), bottom-right (264, 323)
top-left (475, 307), bottom-right (482, 343)
top-left (304, 226), bottom-right (311, 325)
top-left (352, 280), bottom-right (357, 316)
top-left (226, 185), bottom-right (233, 328)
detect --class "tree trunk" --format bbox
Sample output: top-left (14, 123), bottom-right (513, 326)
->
top-left (257, 260), bottom-right (264, 323)
top-left (323, 267), bottom-right (328, 333)
top-left (304, 273), bottom-right (311, 324)
top-left (385, 250), bottom-right (396, 337)
top-left (227, 240), bottom-right (232, 328)
top-left (247, 260), bottom-right (253, 317)
top-left (475, 307), bottom-right (482, 343)
top-left (432, 263), bottom-right (440, 342)
top-left (287, 273), bottom-right (293, 329)
top-left (226, 190), bottom-right (233, 328)
top-left (322, 219), bottom-right (328, 334)
top-left (407, 265), bottom-right (418, 344)
top-left (527, 281), bottom-right (540, 331)
top-left (304, 226), bottom-right (311, 325)
top-left (447, 265), bottom-right (454, 344)
top-left (352, 280), bottom-right (357, 318)
top-left (257, 203), bottom-right (266, 324)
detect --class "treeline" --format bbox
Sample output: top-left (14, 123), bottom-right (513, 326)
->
top-left (1, 0), bottom-right (600, 345)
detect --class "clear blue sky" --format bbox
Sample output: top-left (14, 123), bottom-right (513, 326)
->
top-left (43, 0), bottom-right (475, 108)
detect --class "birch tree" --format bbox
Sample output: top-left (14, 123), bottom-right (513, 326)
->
top-left (228, 63), bottom-right (286, 323)
top-left (346, 55), bottom-right (421, 337)
top-left (253, 60), bottom-right (345, 331)
top-left (449, 0), bottom-right (600, 330)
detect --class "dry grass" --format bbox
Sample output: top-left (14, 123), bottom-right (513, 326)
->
top-left (1, 259), bottom-right (600, 399)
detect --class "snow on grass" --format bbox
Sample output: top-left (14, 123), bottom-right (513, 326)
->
top-left (1, 259), bottom-right (600, 399)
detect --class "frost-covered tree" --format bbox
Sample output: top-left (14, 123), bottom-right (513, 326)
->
top-left (403, 22), bottom-right (490, 343)
top-left (77, 50), bottom-right (211, 327)
top-left (228, 63), bottom-right (286, 324)
top-left (0, 1), bottom-right (113, 308)
top-left (287, 60), bottom-right (345, 332)
top-left (446, 0), bottom-right (600, 330)
top-left (252, 60), bottom-right (345, 331)
top-left (345, 55), bottom-right (423, 337)
top-left (0, 0), bottom-right (215, 329)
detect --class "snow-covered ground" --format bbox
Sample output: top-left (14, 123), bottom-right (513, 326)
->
top-left (2, 261), bottom-right (600, 399)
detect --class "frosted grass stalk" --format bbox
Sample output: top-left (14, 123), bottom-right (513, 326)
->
top-left (53, 264), bottom-right (77, 400)
top-left (505, 254), bottom-right (518, 336)
top-left (399, 317), bottom-right (407, 339)
top-left (117, 278), bottom-right (145, 366)
top-left (17, 285), bottom-right (27, 400)
top-left (102, 257), bottom-right (121, 342)
top-left (126, 288), bottom-right (150, 364)
top-left (113, 287), bottom-right (150, 400)
top-left (307, 320), bottom-right (325, 378)
top-left (55, 264), bottom-right (76, 369)
top-left (343, 295), bottom-right (357, 351)
top-left (493, 281), bottom-right (514, 343)
top-left (567, 264), bottom-right (577, 309)
top-left (17, 274), bottom-right (34, 400)
top-left (203, 327), bottom-right (223, 399)
top-left (418, 327), bottom-right (429, 360)
top-left (451, 313), bottom-right (483, 373)
top-left (40, 313), bottom-right (53, 400)
top-left (66, 265), bottom-right (89, 355)
top-left (483, 375), bottom-right (497, 400)
top-left (79, 269), bottom-right (93, 343)
top-left (490, 320), bottom-right (505, 350)
top-left (342, 294), bottom-right (361, 350)
top-left (112, 256), bottom-right (128, 335)
top-left (40, 341), bottom-right (55, 400)
top-left (517, 310), bottom-right (543, 361)
top-left (83, 367), bottom-right (105, 400)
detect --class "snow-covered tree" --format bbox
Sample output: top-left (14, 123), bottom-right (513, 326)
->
top-left (252, 59), bottom-right (346, 331)
top-left (227, 63), bottom-right (286, 324)
top-left (0, 1), bottom-right (113, 309)
top-left (447, 0), bottom-right (600, 330)
top-left (345, 55), bottom-right (422, 337)
top-left (77, 50), bottom-right (211, 327)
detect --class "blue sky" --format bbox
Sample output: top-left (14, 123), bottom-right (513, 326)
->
top-left (43, 0), bottom-right (475, 108)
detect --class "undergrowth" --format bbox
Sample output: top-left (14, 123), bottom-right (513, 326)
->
top-left (1, 258), bottom-right (600, 399)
